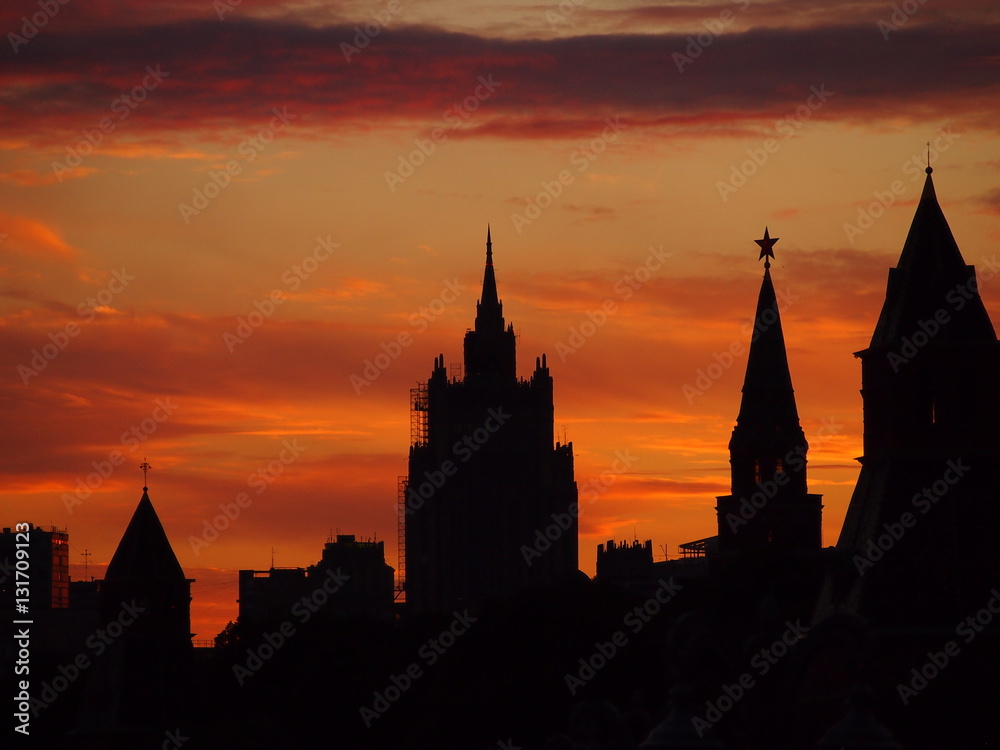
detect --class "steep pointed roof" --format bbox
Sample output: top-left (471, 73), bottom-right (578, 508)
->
top-left (867, 168), bottom-right (995, 350)
top-left (475, 224), bottom-right (504, 333)
top-left (105, 488), bottom-right (186, 582)
top-left (735, 265), bottom-right (801, 434)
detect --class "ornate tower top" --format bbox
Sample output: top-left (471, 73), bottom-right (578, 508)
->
top-left (465, 227), bottom-right (516, 380)
top-left (475, 225), bottom-right (504, 335)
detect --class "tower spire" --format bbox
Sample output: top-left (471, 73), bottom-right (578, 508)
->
top-left (475, 225), bottom-right (503, 333)
top-left (735, 230), bottom-right (799, 449)
top-left (716, 228), bottom-right (821, 552)
top-left (865, 168), bottom-right (995, 351)
top-left (464, 227), bottom-right (516, 380)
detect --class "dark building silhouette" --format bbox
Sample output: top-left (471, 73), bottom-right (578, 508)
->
top-left (822, 167), bottom-right (1000, 626)
top-left (0, 523), bottom-right (69, 609)
top-left (716, 229), bottom-right (823, 553)
top-left (239, 533), bottom-right (394, 622)
top-left (71, 485), bottom-right (193, 747)
top-left (239, 565), bottom-right (309, 622)
top-left (596, 538), bottom-right (655, 596)
top-left (404, 228), bottom-right (579, 613)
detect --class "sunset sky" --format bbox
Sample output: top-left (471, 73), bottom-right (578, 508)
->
top-left (2, 0), bottom-right (999, 639)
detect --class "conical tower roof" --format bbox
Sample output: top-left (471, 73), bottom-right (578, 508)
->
top-left (736, 265), bottom-right (799, 430)
top-left (105, 488), bottom-right (186, 582)
top-left (867, 168), bottom-right (995, 350)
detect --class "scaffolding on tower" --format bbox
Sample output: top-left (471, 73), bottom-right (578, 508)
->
top-left (410, 382), bottom-right (428, 446)
top-left (395, 475), bottom-right (407, 602)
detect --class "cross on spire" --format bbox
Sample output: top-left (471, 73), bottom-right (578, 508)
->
top-left (755, 227), bottom-right (779, 269)
top-left (139, 458), bottom-right (151, 490)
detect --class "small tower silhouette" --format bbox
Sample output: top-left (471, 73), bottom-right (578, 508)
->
top-left (716, 228), bottom-right (823, 552)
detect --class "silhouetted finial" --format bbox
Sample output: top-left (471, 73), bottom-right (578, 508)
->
top-left (139, 458), bottom-right (151, 491)
top-left (755, 227), bottom-right (779, 269)
top-left (926, 141), bottom-right (932, 174)
top-left (486, 224), bottom-right (493, 266)
top-left (81, 548), bottom-right (92, 581)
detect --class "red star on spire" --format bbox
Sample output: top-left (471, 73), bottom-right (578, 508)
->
top-left (755, 227), bottom-right (779, 268)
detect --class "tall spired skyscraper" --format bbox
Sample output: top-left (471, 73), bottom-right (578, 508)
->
top-left (404, 229), bottom-right (578, 613)
top-left (716, 229), bottom-right (823, 553)
top-left (829, 168), bottom-right (1000, 626)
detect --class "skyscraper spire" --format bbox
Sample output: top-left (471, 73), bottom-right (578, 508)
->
top-left (476, 224), bottom-right (502, 333)
top-left (464, 227), bottom-right (517, 380)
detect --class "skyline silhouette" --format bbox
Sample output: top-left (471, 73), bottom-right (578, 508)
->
top-left (7, 167), bottom-right (1000, 748)
top-left (3, 0), bottom-right (1000, 643)
top-left (3, 2), bottom-right (1000, 746)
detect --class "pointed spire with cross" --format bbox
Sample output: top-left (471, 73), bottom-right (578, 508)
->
top-left (139, 458), bottom-right (151, 491)
top-left (81, 548), bottom-right (92, 581)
